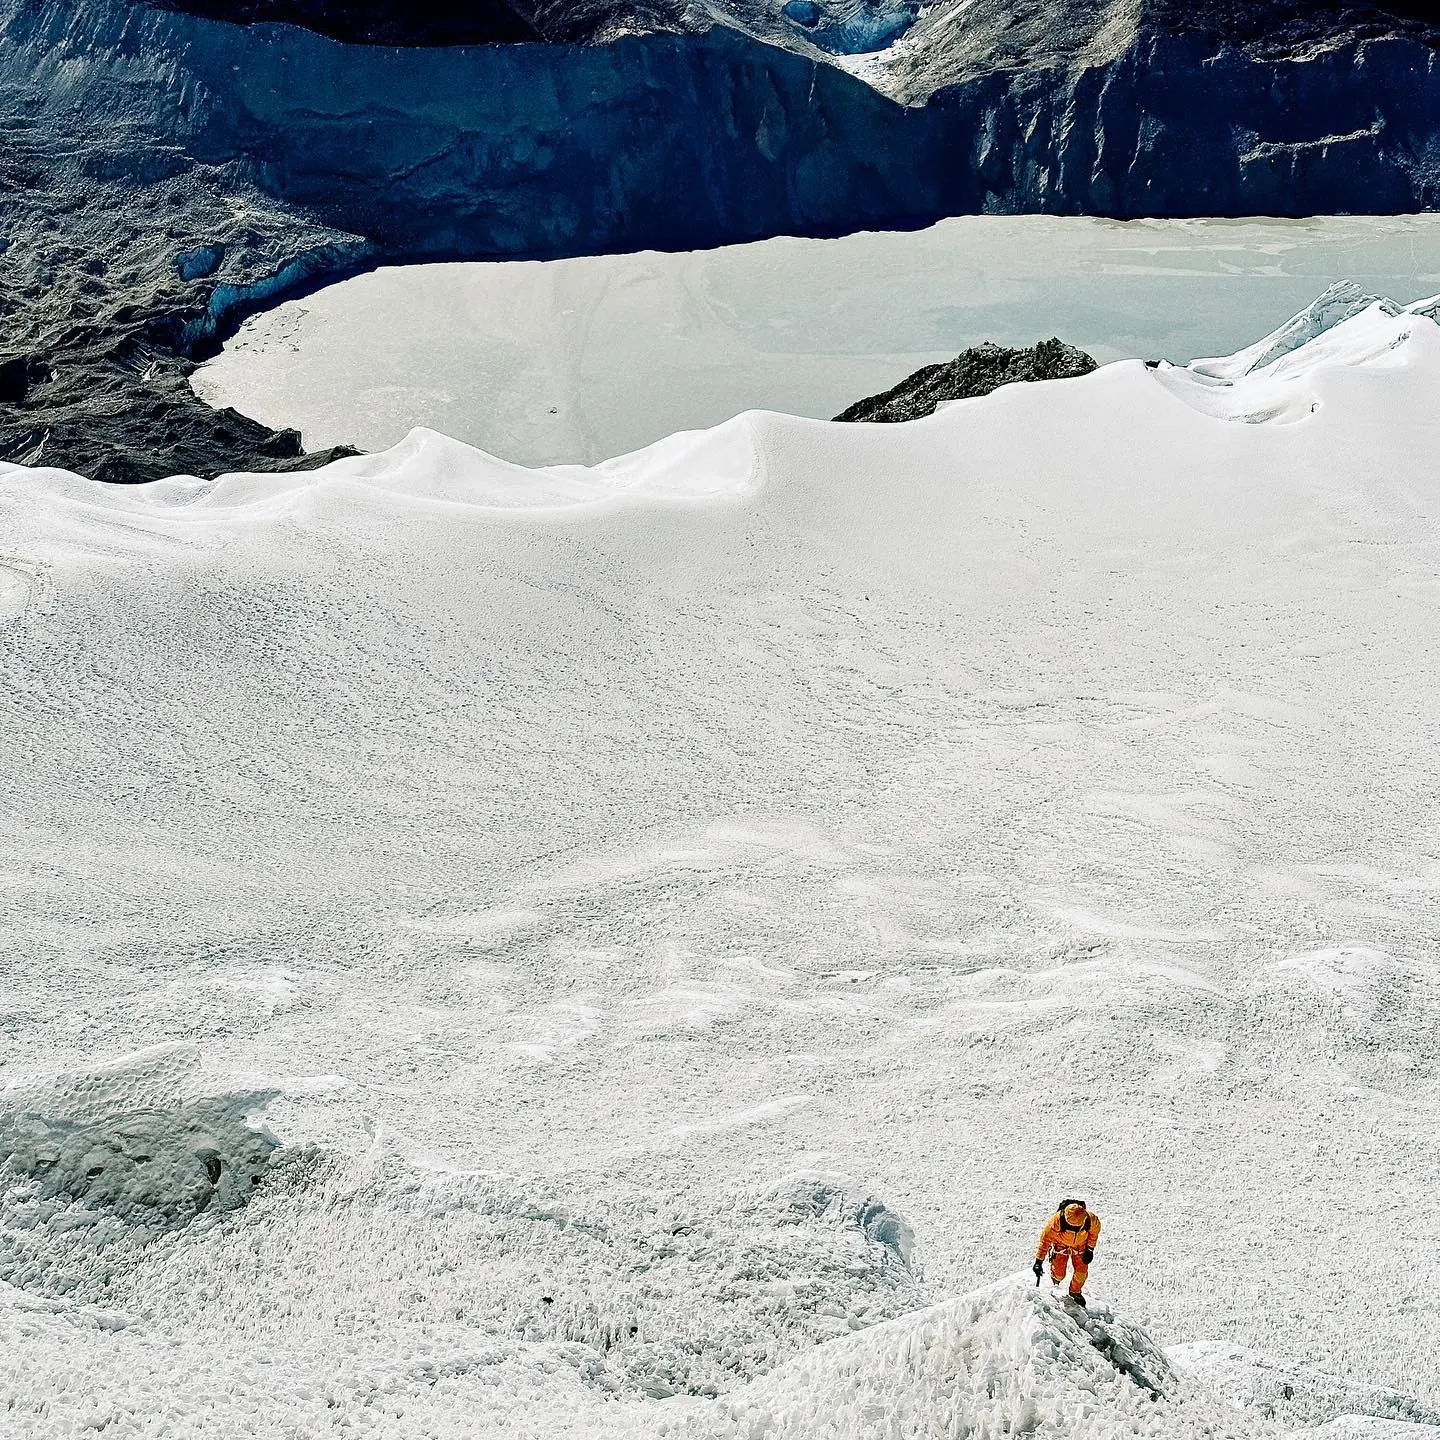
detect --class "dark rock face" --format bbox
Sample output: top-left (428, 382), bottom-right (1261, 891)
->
top-left (139, 0), bottom-right (544, 43)
top-left (5, 0), bottom-right (1440, 482)
top-left (0, 357), bottom-right (52, 405)
top-left (834, 340), bottom-right (1098, 424)
top-left (137, 0), bottom-right (705, 44)
top-left (953, 33), bottom-right (1440, 217)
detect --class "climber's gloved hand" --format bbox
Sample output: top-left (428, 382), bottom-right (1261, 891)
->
top-left (1032, 1260), bottom-right (1044, 1281)
top-left (1082, 1248), bottom-right (1094, 1264)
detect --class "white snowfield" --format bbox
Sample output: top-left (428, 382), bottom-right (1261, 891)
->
top-left (1, 294), bottom-right (1439, 1437)
top-left (192, 215), bottom-right (1440, 467)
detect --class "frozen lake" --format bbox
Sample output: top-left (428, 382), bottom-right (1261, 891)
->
top-left (193, 214), bottom-right (1440, 466)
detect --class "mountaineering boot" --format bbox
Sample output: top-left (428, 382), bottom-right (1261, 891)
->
top-left (1069, 1292), bottom-right (1087, 1308)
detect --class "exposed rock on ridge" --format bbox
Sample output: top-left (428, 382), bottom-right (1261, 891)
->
top-left (879, 0), bottom-right (1440, 101)
top-left (835, 340), bottom-right (1099, 423)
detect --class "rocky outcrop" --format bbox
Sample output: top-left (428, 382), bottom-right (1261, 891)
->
top-left (835, 340), bottom-right (1098, 423)
top-left (139, 0), bottom-right (545, 43)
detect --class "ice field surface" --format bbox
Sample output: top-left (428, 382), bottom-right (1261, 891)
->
top-left (191, 213), bottom-right (1440, 464)
top-left (5, 295), bottom-right (1440, 1435)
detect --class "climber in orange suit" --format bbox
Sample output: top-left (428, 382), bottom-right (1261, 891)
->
top-left (1033, 1199), bottom-right (1101, 1307)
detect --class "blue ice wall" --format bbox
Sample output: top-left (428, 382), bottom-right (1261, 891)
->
top-left (0, 0), bottom-right (961, 262)
top-left (5, 0), bottom-right (1440, 282)
top-left (781, 0), bottom-right (922, 56)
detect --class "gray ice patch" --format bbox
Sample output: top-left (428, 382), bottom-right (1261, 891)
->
top-left (0, 1043), bottom-right (278, 1226)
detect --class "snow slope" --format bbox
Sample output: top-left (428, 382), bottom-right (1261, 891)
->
top-left (2, 298), bottom-right (1439, 1434)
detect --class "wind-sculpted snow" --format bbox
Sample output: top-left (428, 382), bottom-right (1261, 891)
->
top-left (1147, 289), bottom-right (1440, 426)
top-left (1191, 283), bottom-right (1412, 382)
top-left (3, 300), bottom-right (1440, 1433)
top-left (686, 1282), bottom-right (1254, 1440)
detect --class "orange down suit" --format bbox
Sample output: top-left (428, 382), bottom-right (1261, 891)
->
top-left (1035, 1205), bottom-right (1101, 1296)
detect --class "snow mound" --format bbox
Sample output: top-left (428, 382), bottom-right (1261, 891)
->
top-left (0, 412), bottom-right (765, 550)
top-left (1292, 1421), bottom-right (1440, 1440)
top-left (0, 1043), bottom-right (278, 1227)
top-left (1191, 281), bottom-right (1401, 381)
top-left (1170, 1341), bottom-right (1440, 1429)
top-left (682, 1279), bottom-right (1250, 1440)
top-left (1151, 297), bottom-right (1431, 425)
top-left (323, 414), bottom-right (765, 511)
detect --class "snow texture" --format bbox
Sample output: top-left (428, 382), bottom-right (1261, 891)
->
top-left (3, 295), bottom-right (1440, 1434)
top-left (1171, 1342), bottom-right (1440, 1429)
top-left (1294, 1424), bottom-right (1440, 1440)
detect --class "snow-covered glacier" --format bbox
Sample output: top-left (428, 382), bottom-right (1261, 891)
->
top-left (2, 297), bottom-right (1439, 1434)
top-left (189, 215), bottom-right (1440, 466)
top-left (8, 0), bottom-right (1440, 480)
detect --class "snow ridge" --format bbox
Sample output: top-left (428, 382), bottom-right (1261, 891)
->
top-left (686, 1280), bottom-right (1251, 1440)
